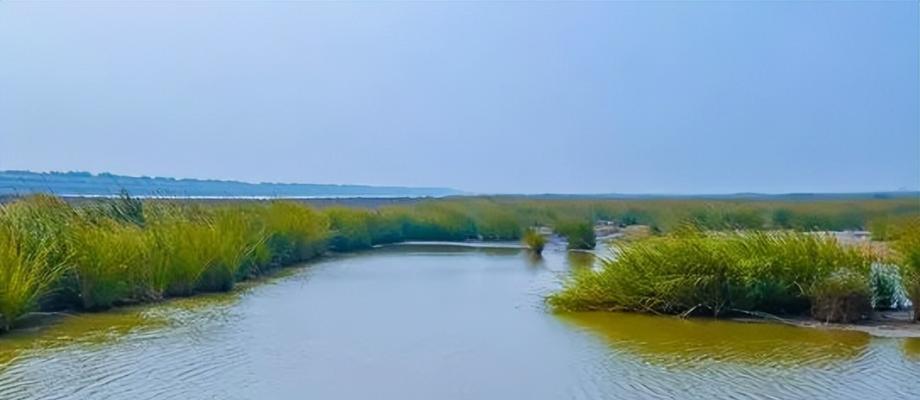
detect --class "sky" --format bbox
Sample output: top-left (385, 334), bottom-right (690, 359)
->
top-left (0, 1), bottom-right (917, 194)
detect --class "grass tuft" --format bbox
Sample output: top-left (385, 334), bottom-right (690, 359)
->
top-left (522, 228), bottom-right (546, 254)
top-left (549, 230), bottom-right (873, 320)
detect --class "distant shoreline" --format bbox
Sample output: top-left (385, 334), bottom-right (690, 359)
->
top-left (0, 170), bottom-right (463, 199)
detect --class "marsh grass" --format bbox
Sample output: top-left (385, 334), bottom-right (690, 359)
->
top-left (0, 223), bottom-right (65, 331)
top-left (0, 194), bottom-right (915, 331)
top-left (522, 228), bottom-right (546, 254)
top-left (70, 220), bottom-right (148, 309)
top-left (549, 230), bottom-right (873, 321)
top-left (261, 201), bottom-right (329, 264)
top-left (891, 218), bottom-right (920, 320)
top-left (325, 207), bottom-right (373, 251)
top-left (869, 263), bottom-right (905, 310)
top-left (556, 220), bottom-right (596, 250)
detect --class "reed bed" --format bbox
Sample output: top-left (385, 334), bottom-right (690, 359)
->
top-left (0, 193), bottom-right (915, 331)
top-left (549, 229), bottom-right (877, 322)
top-left (555, 220), bottom-right (597, 250)
top-left (891, 218), bottom-right (920, 320)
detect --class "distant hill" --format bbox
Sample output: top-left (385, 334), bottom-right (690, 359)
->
top-left (0, 171), bottom-right (462, 198)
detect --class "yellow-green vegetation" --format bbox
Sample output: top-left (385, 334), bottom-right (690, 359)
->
top-left (475, 196), bottom-right (917, 233)
top-left (0, 196), bottom-right (331, 331)
top-left (0, 222), bottom-right (65, 331)
top-left (555, 220), bottom-right (596, 250)
top-left (0, 193), bottom-right (916, 332)
top-left (891, 218), bottom-right (920, 321)
top-left (69, 219), bottom-right (149, 309)
top-left (325, 207), bottom-right (374, 251)
top-left (549, 229), bottom-right (875, 322)
top-left (522, 228), bottom-right (546, 254)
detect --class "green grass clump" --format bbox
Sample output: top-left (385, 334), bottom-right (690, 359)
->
top-left (0, 195), bottom-right (74, 270)
top-left (556, 220), bottom-right (596, 250)
top-left (261, 202), bottom-right (329, 265)
top-left (549, 230), bottom-right (872, 321)
top-left (69, 220), bottom-right (149, 309)
top-left (396, 203), bottom-right (478, 241)
top-left (0, 195), bottom-right (77, 313)
top-left (0, 222), bottom-right (65, 331)
top-left (809, 269), bottom-right (872, 323)
top-left (147, 216), bottom-right (218, 297)
top-left (325, 207), bottom-right (373, 251)
top-left (0, 193), bottom-right (915, 332)
top-left (522, 228), bottom-right (546, 254)
top-left (196, 210), bottom-right (265, 292)
top-left (891, 218), bottom-right (920, 321)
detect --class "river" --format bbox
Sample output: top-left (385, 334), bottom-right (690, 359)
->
top-left (0, 243), bottom-right (918, 399)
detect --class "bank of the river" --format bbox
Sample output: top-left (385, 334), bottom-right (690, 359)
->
top-left (733, 310), bottom-right (920, 339)
top-left (2, 193), bottom-right (918, 336)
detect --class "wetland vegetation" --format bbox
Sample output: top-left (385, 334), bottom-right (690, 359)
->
top-left (0, 193), bottom-right (917, 332)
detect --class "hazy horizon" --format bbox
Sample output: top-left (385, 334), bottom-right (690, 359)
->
top-left (5, 169), bottom-right (919, 197)
top-left (2, 1), bottom-right (918, 194)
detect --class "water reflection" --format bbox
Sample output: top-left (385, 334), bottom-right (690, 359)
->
top-left (904, 338), bottom-right (920, 360)
top-left (0, 309), bottom-right (161, 372)
top-left (0, 291), bottom-right (241, 372)
top-left (558, 311), bottom-right (870, 369)
top-left (522, 251), bottom-right (545, 268)
top-left (383, 242), bottom-right (523, 257)
top-left (0, 245), bottom-right (917, 400)
top-left (565, 251), bottom-right (596, 269)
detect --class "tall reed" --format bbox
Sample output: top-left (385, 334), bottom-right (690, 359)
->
top-left (0, 193), bottom-right (914, 332)
top-left (892, 218), bottom-right (920, 320)
top-left (522, 228), bottom-right (546, 254)
top-left (549, 230), bottom-right (873, 321)
top-left (0, 222), bottom-right (65, 331)
top-left (556, 220), bottom-right (596, 250)
top-left (69, 219), bottom-right (149, 309)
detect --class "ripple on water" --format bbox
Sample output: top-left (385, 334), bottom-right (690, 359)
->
top-left (1, 249), bottom-right (919, 400)
top-left (559, 311), bottom-right (920, 399)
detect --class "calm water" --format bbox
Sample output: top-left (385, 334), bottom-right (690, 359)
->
top-left (1, 244), bottom-right (918, 400)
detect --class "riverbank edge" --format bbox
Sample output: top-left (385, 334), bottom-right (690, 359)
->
top-left (11, 241), bottom-right (919, 341)
top-left (729, 311), bottom-right (920, 338)
top-left (5, 239), bottom-right (529, 336)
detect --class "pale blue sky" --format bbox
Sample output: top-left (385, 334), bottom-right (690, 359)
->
top-left (1, 1), bottom-right (917, 194)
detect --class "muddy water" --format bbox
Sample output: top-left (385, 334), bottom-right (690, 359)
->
top-left (0, 244), bottom-right (918, 400)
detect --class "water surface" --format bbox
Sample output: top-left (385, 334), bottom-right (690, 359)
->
top-left (1, 244), bottom-right (917, 399)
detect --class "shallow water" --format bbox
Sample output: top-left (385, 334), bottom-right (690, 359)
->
top-left (0, 244), bottom-right (918, 400)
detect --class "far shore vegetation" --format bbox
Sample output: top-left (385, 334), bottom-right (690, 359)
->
top-left (0, 193), bottom-right (917, 332)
